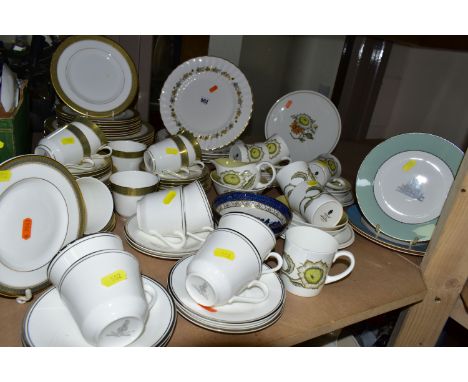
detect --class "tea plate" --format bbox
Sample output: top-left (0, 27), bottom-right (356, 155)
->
top-left (22, 275), bottom-right (176, 347)
top-left (160, 56), bottom-right (253, 151)
top-left (168, 256), bottom-right (285, 324)
top-left (51, 36), bottom-right (137, 117)
top-left (265, 90), bottom-right (341, 162)
top-left (212, 192), bottom-right (291, 236)
top-left (356, 133), bottom-right (463, 242)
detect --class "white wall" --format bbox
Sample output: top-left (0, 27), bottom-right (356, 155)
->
top-left (368, 44), bottom-right (468, 149)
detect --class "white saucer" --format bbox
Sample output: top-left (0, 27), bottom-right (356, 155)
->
top-left (334, 224), bottom-right (355, 249)
top-left (22, 275), bottom-right (176, 347)
top-left (168, 256), bottom-right (285, 324)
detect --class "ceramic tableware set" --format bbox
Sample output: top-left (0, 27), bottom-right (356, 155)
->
top-left (22, 233), bottom-right (176, 347)
top-left (168, 212), bottom-right (286, 333)
top-left (125, 181), bottom-right (215, 260)
top-left (0, 63), bottom-right (21, 115)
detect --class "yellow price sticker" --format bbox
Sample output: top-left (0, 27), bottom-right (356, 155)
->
top-left (402, 160), bottom-right (417, 172)
top-left (0, 140), bottom-right (4, 149)
top-left (166, 147), bottom-right (179, 155)
top-left (307, 180), bottom-right (318, 186)
top-left (0, 170), bottom-right (12, 182)
top-left (101, 270), bottom-right (127, 287)
top-left (163, 190), bottom-right (177, 205)
top-left (61, 137), bottom-right (75, 145)
top-left (214, 248), bottom-right (236, 261)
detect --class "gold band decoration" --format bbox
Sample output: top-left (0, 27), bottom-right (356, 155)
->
top-left (171, 135), bottom-right (189, 167)
top-left (71, 116), bottom-right (108, 145)
top-left (112, 149), bottom-right (146, 159)
top-left (178, 129), bottom-right (202, 160)
top-left (65, 123), bottom-right (91, 157)
top-left (110, 183), bottom-right (158, 196)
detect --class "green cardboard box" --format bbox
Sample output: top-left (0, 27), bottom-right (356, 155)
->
top-left (0, 83), bottom-right (31, 163)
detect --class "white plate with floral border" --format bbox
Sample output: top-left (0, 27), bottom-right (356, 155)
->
top-left (265, 90), bottom-right (341, 162)
top-left (160, 56), bottom-right (253, 151)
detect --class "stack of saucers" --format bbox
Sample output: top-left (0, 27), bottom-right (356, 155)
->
top-left (201, 143), bottom-right (238, 165)
top-left (325, 177), bottom-right (355, 207)
top-left (67, 157), bottom-right (113, 184)
top-left (168, 256), bottom-right (285, 334)
top-left (124, 215), bottom-right (209, 260)
top-left (140, 163), bottom-right (211, 192)
top-left (99, 212), bottom-right (117, 232)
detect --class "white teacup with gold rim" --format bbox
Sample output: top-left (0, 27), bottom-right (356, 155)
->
top-left (212, 158), bottom-right (276, 190)
top-left (185, 228), bottom-right (283, 307)
top-left (280, 226), bottom-right (355, 297)
top-left (144, 136), bottom-right (190, 178)
top-left (308, 154), bottom-right (341, 186)
top-left (182, 181), bottom-right (214, 242)
top-left (109, 140), bottom-right (147, 172)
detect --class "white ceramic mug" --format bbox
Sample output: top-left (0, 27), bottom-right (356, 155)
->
top-left (308, 154), bottom-right (342, 186)
top-left (212, 158), bottom-right (276, 190)
top-left (288, 180), bottom-right (343, 227)
top-left (56, 249), bottom-right (157, 346)
top-left (182, 181), bottom-right (215, 242)
top-left (217, 212), bottom-right (276, 258)
top-left (109, 140), bottom-right (147, 172)
top-left (109, 171), bottom-right (159, 218)
top-left (280, 226), bottom-right (355, 297)
top-left (276, 161), bottom-right (315, 197)
top-left (136, 187), bottom-right (187, 249)
top-left (185, 228), bottom-right (283, 307)
top-left (76, 177), bottom-right (114, 234)
top-left (265, 134), bottom-right (291, 165)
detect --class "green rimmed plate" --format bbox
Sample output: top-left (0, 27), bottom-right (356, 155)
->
top-left (356, 133), bottom-right (463, 242)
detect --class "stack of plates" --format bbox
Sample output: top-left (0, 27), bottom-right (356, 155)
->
top-left (99, 213), bottom-right (117, 233)
top-left (168, 256), bottom-right (285, 334)
top-left (201, 145), bottom-right (234, 164)
top-left (325, 178), bottom-right (354, 207)
top-left (22, 275), bottom-right (177, 347)
top-left (67, 157), bottom-right (113, 184)
top-left (140, 163), bottom-right (212, 193)
top-left (124, 215), bottom-right (209, 260)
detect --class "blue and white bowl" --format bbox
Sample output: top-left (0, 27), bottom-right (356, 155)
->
top-left (212, 192), bottom-right (292, 237)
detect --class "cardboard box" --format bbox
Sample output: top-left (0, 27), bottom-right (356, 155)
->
top-left (0, 82), bottom-right (31, 163)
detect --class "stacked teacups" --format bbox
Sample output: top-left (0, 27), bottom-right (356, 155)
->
top-left (144, 132), bottom-right (204, 179)
top-left (185, 212), bottom-right (283, 307)
top-left (135, 180), bottom-right (214, 250)
top-left (229, 134), bottom-right (291, 165)
top-left (277, 161), bottom-right (343, 228)
top-left (47, 233), bottom-right (157, 346)
top-left (35, 116), bottom-right (112, 170)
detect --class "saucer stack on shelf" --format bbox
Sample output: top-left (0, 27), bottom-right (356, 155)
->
top-left (168, 256), bottom-right (285, 334)
top-left (201, 144), bottom-right (236, 165)
top-left (156, 165), bottom-right (211, 192)
top-left (325, 177), bottom-right (354, 207)
top-left (67, 157), bottom-right (113, 184)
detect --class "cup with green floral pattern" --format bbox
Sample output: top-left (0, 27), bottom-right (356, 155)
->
top-left (276, 161), bottom-right (316, 197)
top-left (265, 134), bottom-right (291, 165)
top-left (280, 226), bottom-right (355, 297)
top-left (229, 142), bottom-right (267, 163)
top-left (308, 154), bottom-right (342, 186)
top-left (212, 158), bottom-right (276, 190)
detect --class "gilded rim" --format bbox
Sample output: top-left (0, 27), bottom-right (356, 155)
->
top-left (110, 182), bottom-right (158, 196)
top-left (112, 149), bottom-right (146, 159)
top-left (65, 123), bottom-right (91, 157)
top-left (71, 116), bottom-right (108, 145)
top-left (50, 35), bottom-right (138, 118)
top-left (171, 135), bottom-right (189, 167)
top-left (178, 129), bottom-right (202, 160)
top-left (56, 103), bottom-right (141, 124)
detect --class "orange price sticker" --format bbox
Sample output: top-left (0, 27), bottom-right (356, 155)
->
top-left (22, 218), bottom-right (32, 240)
top-left (209, 85), bottom-right (218, 93)
top-left (285, 100), bottom-right (293, 109)
top-left (198, 304), bottom-right (217, 313)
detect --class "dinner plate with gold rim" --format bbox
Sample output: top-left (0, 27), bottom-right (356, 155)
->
top-left (51, 36), bottom-right (137, 118)
top-left (0, 155), bottom-right (85, 296)
top-left (56, 104), bottom-right (140, 123)
top-left (22, 275), bottom-right (176, 347)
top-left (160, 56), bottom-right (253, 151)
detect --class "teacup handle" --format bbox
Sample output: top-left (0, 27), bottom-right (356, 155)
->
top-left (277, 156), bottom-right (292, 165)
top-left (227, 280), bottom-right (269, 305)
top-left (143, 283), bottom-right (158, 310)
top-left (147, 230), bottom-right (187, 250)
top-left (261, 252), bottom-right (283, 274)
top-left (325, 251), bottom-right (355, 284)
top-left (157, 167), bottom-right (190, 179)
top-left (65, 157), bottom-right (96, 170)
top-left (192, 160), bottom-right (205, 170)
top-left (327, 177), bottom-right (348, 189)
top-left (255, 161), bottom-right (276, 188)
top-left (91, 145), bottom-right (113, 159)
top-left (186, 226), bottom-right (214, 242)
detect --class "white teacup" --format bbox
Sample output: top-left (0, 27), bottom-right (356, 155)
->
top-left (217, 212), bottom-right (276, 258)
top-left (229, 141), bottom-right (267, 163)
top-left (212, 158), bottom-right (276, 190)
top-left (308, 154), bottom-right (342, 186)
top-left (288, 181), bottom-right (343, 227)
top-left (276, 161), bottom-right (315, 197)
top-left (280, 226), bottom-right (355, 297)
top-left (136, 186), bottom-right (187, 249)
top-left (265, 134), bottom-right (291, 165)
top-left (178, 133), bottom-right (204, 171)
top-left (182, 181), bottom-right (215, 242)
top-left (185, 228), bottom-right (283, 307)
top-left (76, 177), bottom-right (114, 234)
top-left (109, 171), bottom-right (159, 218)
top-left (55, 249), bottom-right (157, 346)
top-left (109, 140), bottom-right (147, 172)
